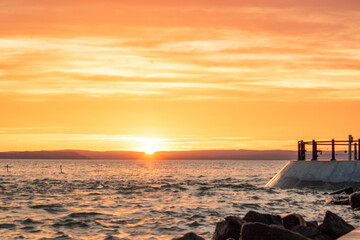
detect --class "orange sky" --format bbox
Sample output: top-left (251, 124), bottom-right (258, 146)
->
top-left (1, 0), bottom-right (360, 152)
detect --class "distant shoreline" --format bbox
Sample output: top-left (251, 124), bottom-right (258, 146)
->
top-left (0, 149), bottom-right (297, 160)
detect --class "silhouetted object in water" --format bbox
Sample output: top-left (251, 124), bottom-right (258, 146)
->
top-left (5, 164), bottom-right (9, 172)
top-left (330, 187), bottom-right (354, 195)
top-left (60, 165), bottom-right (64, 174)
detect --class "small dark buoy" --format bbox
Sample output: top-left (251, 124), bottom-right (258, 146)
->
top-left (60, 165), bottom-right (63, 174)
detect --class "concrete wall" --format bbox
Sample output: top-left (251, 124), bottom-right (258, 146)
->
top-left (266, 160), bottom-right (360, 188)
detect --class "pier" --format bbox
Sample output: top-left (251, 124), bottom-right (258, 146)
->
top-left (267, 135), bottom-right (360, 188)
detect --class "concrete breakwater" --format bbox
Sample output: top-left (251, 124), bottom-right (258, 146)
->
top-left (173, 210), bottom-right (355, 240)
top-left (266, 161), bottom-right (360, 188)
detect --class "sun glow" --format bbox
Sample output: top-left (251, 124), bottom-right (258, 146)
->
top-left (139, 139), bottom-right (159, 155)
top-left (143, 146), bottom-right (156, 155)
top-left (141, 144), bottom-right (157, 155)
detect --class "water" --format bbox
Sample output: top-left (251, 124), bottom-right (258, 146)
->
top-left (0, 159), bottom-right (357, 240)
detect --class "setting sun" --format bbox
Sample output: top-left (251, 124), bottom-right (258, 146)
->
top-left (140, 142), bottom-right (158, 155)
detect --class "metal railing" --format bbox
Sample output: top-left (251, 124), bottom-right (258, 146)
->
top-left (298, 135), bottom-right (359, 161)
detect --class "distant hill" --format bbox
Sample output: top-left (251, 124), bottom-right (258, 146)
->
top-left (0, 149), bottom-right (297, 160)
top-left (0, 150), bottom-right (89, 159)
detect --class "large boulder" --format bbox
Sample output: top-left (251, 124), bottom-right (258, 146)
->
top-left (268, 225), bottom-right (311, 240)
top-left (173, 232), bottom-right (205, 240)
top-left (305, 221), bottom-right (318, 228)
top-left (282, 213), bottom-right (307, 230)
top-left (318, 211), bottom-right (354, 239)
top-left (292, 225), bottom-right (333, 240)
top-left (243, 211), bottom-right (282, 225)
top-left (349, 192), bottom-right (360, 209)
top-left (240, 222), bottom-right (270, 240)
top-left (212, 216), bottom-right (244, 240)
top-left (240, 222), bottom-right (309, 240)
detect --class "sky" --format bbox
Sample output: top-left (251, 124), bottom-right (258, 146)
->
top-left (1, 0), bottom-right (360, 152)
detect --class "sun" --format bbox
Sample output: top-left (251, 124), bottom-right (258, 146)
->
top-left (140, 142), bottom-right (159, 155)
top-left (143, 145), bottom-right (156, 155)
top-left (138, 138), bottom-right (161, 155)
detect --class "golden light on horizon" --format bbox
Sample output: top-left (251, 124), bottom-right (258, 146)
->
top-left (140, 141), bottom-right (158, 155)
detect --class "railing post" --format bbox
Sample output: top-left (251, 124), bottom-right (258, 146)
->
top-left (331, 139), bottom-right (336, 161)
top-left (349, 135), bottom-right (353, 160)
top-left (301, 140), bottom-right (305, 160)
top-left (358, 139), bottom-right (360, 161)
top-left (355, 143), bottom-right (358, 160)
top-left (312, 140), bottom-right (317, 161)
top-left (298, 141), bottom-right (301, 160)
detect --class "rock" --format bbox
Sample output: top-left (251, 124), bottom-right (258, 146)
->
top-left (240, 222), bottom-right (309, 240)
top-left (306, 221), bottom-right (318, 228)
top-left (325, 196), bottom-right (349, 205)
top-left (318, 211), bottom-right (354, 239)
top-left (173, 232), bottom-right (205, 240)
top-left (243, 211), bottom-right (282, 225)
top-left (349, 192), bottom-right (360, 209)
top-left (212, 216), bottom-right (244, 240)
top-left (282, 213), bottom-right (307, 230)
top-left (240, 222), bottom-right (270, 240)
top-left (268, 225), bottom-right (310, 240)
top-left (292, 225), bottom-right (333, 240)
top-left (330, 187), bottom-right (353, 195)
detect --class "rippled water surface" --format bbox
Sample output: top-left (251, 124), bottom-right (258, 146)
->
top-left (0, 159), bottom-right (358, 239)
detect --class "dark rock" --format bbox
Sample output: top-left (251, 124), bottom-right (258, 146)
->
top-left (282, 213), bottom-right (307, 230)
top-left (292, 225), bottom-right (333, 240)
top-left (212, 216), bottom-right (244, 240)
top-left (240, 222), bottom-right (270, 240)
top-left (318, 211), bottom-right (354, 239)
top-left (330, 187), bottom-right (353, 195)
top-left (173, 232), bottom-right (205, 240)
top-left (268, 225), bottom-right (310, 240)
top-left (240, 222), bottom-right (309, 240)
top-left (243, 211), bottom-right (282, 225)
top-left (349, 192), bottom-right (360, 209)
top-left (325, 196), bottom-right (350, 205)
top-left (306, 221), bottom-right (318, 228)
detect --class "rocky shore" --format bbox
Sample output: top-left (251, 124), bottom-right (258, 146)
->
top-left (173, 187), bottom-right (360, 240)
top-left (173, 210), bottom-right (354, 240)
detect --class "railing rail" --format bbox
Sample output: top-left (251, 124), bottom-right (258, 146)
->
top-left (298, 135), bottom-right (359, 161)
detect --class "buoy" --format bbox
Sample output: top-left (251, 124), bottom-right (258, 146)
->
top-left (60, 165), bottom-right (63, 174)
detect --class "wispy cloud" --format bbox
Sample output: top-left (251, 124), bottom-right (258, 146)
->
top-left (1, 33), bottom-right (360, 102)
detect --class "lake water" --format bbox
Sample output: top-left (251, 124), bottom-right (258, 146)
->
top-left (0, 159), bottom-right (358, 239)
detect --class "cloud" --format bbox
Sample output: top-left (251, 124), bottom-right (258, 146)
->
top-left (1, 0), bottom-right (360, 38)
